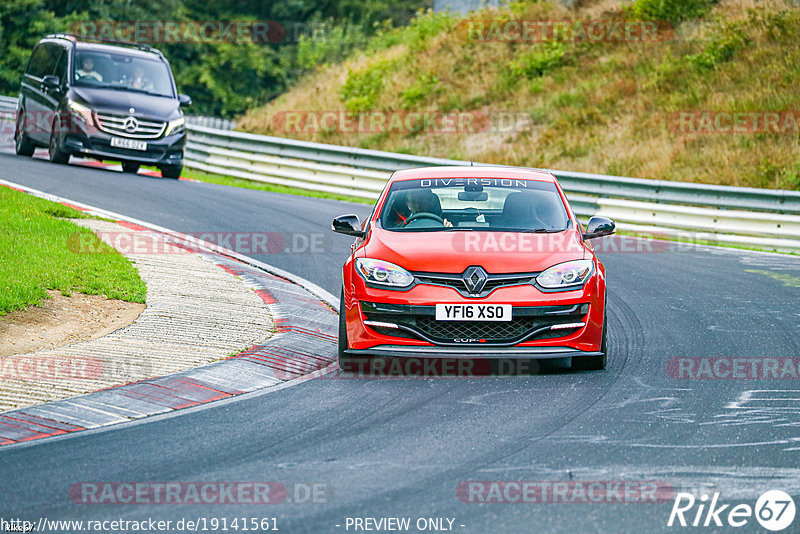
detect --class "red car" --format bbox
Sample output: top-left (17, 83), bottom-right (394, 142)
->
top-left (332, 166), bottom-right (615, 371)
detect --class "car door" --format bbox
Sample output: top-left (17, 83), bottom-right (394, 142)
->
top-left (20, 42), bottom-right (61, 144)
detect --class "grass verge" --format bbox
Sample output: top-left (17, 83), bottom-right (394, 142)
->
top-left (0, 186), bottom-right (147, 315)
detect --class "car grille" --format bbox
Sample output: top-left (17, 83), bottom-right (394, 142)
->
top-left (95, 113), bottom-right (166, 139)
top-left (362, 302), bottom-right (588, 345)
top-left (412, 271), bottom-right (538, 298)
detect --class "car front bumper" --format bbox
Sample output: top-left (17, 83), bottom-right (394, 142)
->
top-left (343, 271), bottom-right (606, 357)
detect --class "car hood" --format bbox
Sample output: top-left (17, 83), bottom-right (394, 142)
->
top-left (70, 87), bottom-right (179, 119)
top-left (363, 227), bottom-right (587, 273)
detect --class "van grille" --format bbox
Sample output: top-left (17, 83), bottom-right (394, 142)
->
top-left (95, 113), bottom-right (166, 139)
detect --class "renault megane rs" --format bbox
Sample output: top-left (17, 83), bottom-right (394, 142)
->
top-left (332, 166), bottom-right (615, 371)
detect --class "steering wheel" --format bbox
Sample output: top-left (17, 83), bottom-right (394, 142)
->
top-left (404, 212), bottom-right (444, 225)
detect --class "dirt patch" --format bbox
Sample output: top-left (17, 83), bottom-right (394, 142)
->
top-left (0, 291), bottom-right (145, 357)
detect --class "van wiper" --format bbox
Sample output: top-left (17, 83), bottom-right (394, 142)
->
top-left (521, 228), bottom-right (552, 233)
top-left (93, 84), bottom-right (166, 97)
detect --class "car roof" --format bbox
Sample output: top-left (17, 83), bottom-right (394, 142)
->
top-left (74, 42), bottom-right (162, 60)
top-left (389, 166), bottom-right (557, 183)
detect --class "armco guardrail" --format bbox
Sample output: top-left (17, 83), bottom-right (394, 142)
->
top-left (185, 124), bottom-right (800, 252)
top-left (185, 115), bottom-right (235, 130)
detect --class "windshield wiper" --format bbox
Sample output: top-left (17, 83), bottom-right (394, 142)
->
top-left (88, 84), bottom-right (166, 97)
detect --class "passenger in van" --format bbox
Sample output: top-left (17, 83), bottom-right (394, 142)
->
top-left (76, 57), bottom-right (102, 82)
top-left (129, 66), bottom-right (153, 92)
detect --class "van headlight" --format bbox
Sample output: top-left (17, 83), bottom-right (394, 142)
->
top-left (536, 260), bottom-right (594, 290)
top-left (355, 259), bottom-right (414, 288)
top-left (68, 99), bottom-right (93, 125)
top-left (164, 117), bottom-right (185, 136)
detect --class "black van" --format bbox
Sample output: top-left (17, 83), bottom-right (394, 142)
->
top-left (14, 34), bottom-right (190, 178)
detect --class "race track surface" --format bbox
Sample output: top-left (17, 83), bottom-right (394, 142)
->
top-left (2, 149), bottom-right (799, 533)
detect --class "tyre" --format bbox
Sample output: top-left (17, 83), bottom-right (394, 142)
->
top-left (160, 164), bottom-right (182, 179)
top-left (14, 111), bottom-right (35, 157)
top-left (48, 119), bottom-right (69, 164)
top-left (122, 162), bottom-right (141, 174)
top-left (572, 313), bottom-right (607, 371)
top-left (338, 288), bottom-right (357, 372)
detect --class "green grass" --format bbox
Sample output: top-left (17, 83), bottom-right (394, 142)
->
top-left (239, 0), bottom-right (800, 191)
top-left (179, 167), bottom-right (375, 205)
top-left (0, 186), bottom-right (147, 315)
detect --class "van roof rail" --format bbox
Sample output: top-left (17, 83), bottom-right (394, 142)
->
top-left (46, 33), bottom-right (161, 55)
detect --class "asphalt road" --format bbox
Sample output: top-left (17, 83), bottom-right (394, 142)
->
top-left (2, 148), bottom-right (800, 533)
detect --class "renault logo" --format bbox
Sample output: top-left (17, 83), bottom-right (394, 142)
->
top-left (123, 117), bottom-right (138, 133)
top-left (462, 266), bottom-right (488, 294)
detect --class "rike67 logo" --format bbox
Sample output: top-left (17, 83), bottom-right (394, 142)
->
top-left (667, 490), bottom-right (795, 531)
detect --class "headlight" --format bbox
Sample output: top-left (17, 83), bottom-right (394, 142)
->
top-left (68, 99), bottom-right (92, 124)
top-left (355, 258), bottom-right (414, 288)
top-left (164, 117), bottom-right (185, 136)
top-left (536, 259), bottom-right (594, 289)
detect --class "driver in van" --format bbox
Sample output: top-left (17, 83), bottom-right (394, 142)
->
top-left (76, 56), bottom-right (102, 82)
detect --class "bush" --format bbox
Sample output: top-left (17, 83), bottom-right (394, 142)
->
top-left (340, 60), bottom-right (396, 111)
top-left (400, 73), bottom-right (439, 108)
top-left (626, 0), bottom-right (717, 24)
top-left (508, 41), bottom-right (566, 80)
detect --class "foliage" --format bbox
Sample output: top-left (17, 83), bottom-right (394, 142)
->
top-left (625, 0), bottom-right (718, 24)
top-left (0, 0), bottom-right (432, 116)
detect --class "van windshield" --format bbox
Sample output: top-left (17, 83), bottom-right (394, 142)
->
top-left (72, 52), bottom-right (174, 98)
top-left (379, 178), bottom-right (570, 232)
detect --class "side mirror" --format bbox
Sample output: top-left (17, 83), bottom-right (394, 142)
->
top-left (331, 214), bottom-right (365, 237)
top-left (178, 94), bottom-right (192, 106)
top-left (583, 216), bottom-right (615, 240)
top-left (42, 75), bottom-right (60, 89)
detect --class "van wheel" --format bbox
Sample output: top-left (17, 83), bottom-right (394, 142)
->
top-left (48, 119), bottom-right (69, 164)
top-left (122, 162), bottom-right (140, 174)
top-left (15, 111), bottom-right (35, 157)
top-left (160, 164), bottom-right (182, 179)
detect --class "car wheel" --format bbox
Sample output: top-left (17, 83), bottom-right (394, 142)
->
top-left (48, 119), bottom-right (69, 164)
top-left (122, 162), bottom-right (141, 174)
top-left (14, 111), bottom-right (35, 157)
top-left (160, 164), bottom-right (182, 179)
top-left (338, 287), bottom-right (357, 372)
top-left (572, 313), bottom-right (607, 371)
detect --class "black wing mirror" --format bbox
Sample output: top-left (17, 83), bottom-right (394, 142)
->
top-left (178, 94), bottom-right (192, 106)
top-left (583, 216), bottom-right (615, 240)
top-left (331, 214), bottom-right (365, 237)
top-left (42, 75), bottom-right (60, 89)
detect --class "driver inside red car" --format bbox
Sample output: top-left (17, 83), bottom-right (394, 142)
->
top-left (402, 190), bottom-right (453, 228)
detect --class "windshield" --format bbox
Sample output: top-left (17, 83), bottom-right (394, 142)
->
top-left (72, 51), bottom-right (174, 98)
top-left (379, 178), bottom-right (569, 232)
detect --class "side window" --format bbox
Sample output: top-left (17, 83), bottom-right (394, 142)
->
top-left (26, 45), bottom-right (49, 78)
top-left (54, 48), bottom-right (68, 84)
top-left (26, 43), bottom-right (60, 79)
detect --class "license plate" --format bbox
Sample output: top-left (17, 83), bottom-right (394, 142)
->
top-left (435, 304), bottom-right (512, 321)
top-left (110, 137), bottom-right (147, 151)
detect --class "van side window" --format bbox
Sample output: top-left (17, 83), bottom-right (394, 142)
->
top-left (54, 48), bottom-right (68, 84)
top-left (26, 43), bottom-right (60, 79)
